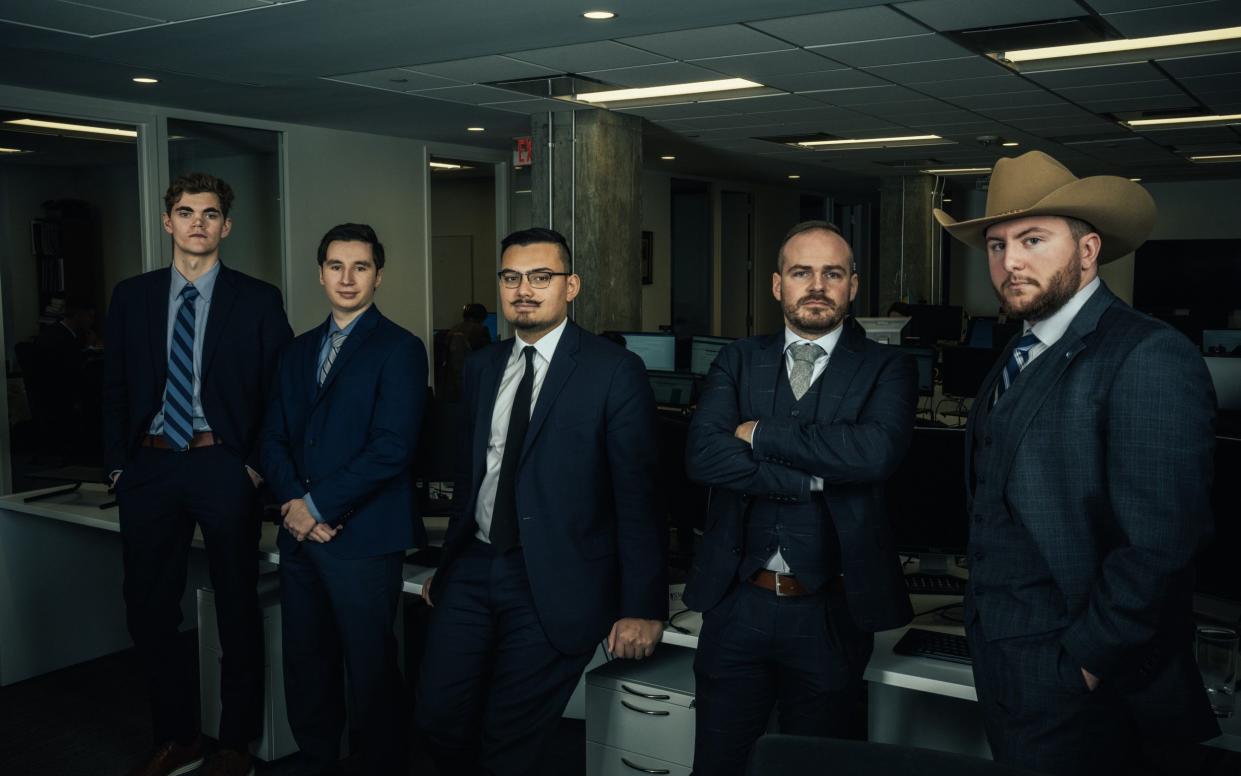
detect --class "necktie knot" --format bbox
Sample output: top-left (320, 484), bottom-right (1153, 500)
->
top-left (180, 284), bottom-right (199, 302)
top-left (790, 341), bottom-right (823, 364)
top-left (521, 345), bottom-right (536, 365)
top-left (993, 331), bottom-right (1043, 406)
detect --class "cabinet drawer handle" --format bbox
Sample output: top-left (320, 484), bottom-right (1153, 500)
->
top-left (621, 700), bottom-right (670, 716)
top-left (621, 757), bottom-right (671, 774)
top-left (621, 683), bottom-right (670, 700)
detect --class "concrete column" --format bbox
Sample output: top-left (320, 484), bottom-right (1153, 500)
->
top-left (877, 174), bottom-right (940, 313)
top-left (531, 110), bottom-right (643, 334)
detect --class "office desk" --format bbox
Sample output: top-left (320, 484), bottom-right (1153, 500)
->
top-left (0, 484), bottom-right (445, 686)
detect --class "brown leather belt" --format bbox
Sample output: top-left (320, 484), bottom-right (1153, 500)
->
top-left (749, 570), bottom-right (844, 597)
top-left (141, 431), bottom-right (220, 450)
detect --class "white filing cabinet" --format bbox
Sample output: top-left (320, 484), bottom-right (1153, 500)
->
top-left (198, 576), bottom-right (297, 762)
top-left (585, 645), bottom-right (696, 776)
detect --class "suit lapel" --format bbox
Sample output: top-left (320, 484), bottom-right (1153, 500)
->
top-left (200, 264), bottom-right (237, 379)
top-left (814, 320), bottom-right (864, 421)
top-left (314, 305), bottom-right (381, 405)
top-left (302, 317), bottom-right (330, 407)
top-left (473, 338), bottom-right (513, 485)
top-left (751, 333), bottom-right (784, 417)
top-left (520, 322), bottom-right (580, 463)
top-left (147, 268), bottom-right (172, 386)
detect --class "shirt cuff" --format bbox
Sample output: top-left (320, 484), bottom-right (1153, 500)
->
top-left (809, 476), bottom-right (824, 492)
top-left (245, 465), bottom-right (263, 486)
top-left (749, 421), bottom-right (759, 448)
top-left (304, 493), bottom-right (325, 523)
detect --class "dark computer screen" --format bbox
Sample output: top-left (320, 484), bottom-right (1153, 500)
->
top-left (1196, 435), bottom-right (1241, 602)
top-left (622, 332), bottom-right (676, 372)
top-left (896, 345), bottom-right (935, 397)
top-left (886, 426), bottom-right (969, 556)
top-left (1203, 330), bottom-right (1241, 356)
top-left (690, 336), bottom-right (732, 376)
top-left (964, 316), bottom-right (1021, 350)
top-left (940, 346), bottom-right (998, 398)
top-left (1205, 356), bottom-right (1241, 413)
top-left (903, 304), bottom-right (964, 345)
top-left (483, 312), bottom-right (498, 342)
top-left (648, 370), bottom-right (696, 407)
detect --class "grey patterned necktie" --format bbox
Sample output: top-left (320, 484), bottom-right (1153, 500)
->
top-left (318, 330), bottom-right (347, 386)
top-left (789, 341), bottom-right (824, 400)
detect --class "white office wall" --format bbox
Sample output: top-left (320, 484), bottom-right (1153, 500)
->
top-left (430, 176), bottom-right (498, 327)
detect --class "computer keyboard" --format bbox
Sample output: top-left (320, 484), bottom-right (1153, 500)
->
top-left (904, 573), bottom-right (968, 596)
top-left (893, 627), bottom-right (972, 665)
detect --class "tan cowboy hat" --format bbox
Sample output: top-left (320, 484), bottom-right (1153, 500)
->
top-left (933, 150), bottom-right (1156, 264)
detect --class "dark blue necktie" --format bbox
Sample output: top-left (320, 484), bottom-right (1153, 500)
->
top-left (163, 284), bottom-right (199, 450)
top-left (992, 331), bottom-right (1040, 407)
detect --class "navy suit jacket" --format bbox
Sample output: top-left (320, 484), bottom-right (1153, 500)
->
top-left (438, 321), bottom-right (668, 655)
top-left (102, 264), bottom-right (292, 477)
top-left (684, 317), bottom-right (917, 633)
top-left (964, 282), bottom-right (1217, 738)
top-left (261, 305), bottom-right (427, 559)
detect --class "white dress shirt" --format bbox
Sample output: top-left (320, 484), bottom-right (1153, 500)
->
top-left (762, 324), bottom-right (843, 572)
top-left (1022, 277), bottom-right (1100, 369)
top-left (474, 317), bottom-right (568, 543)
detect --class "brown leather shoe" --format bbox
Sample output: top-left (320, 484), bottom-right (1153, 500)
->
top-left (201, 748), bottom-right (255, 776)
top-left (127, 736), bottom-right (205, 776)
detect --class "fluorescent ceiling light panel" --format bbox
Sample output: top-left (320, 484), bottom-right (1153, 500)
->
top-left (429, 161), bottom-right (468, 169)
top-left (1189, 153), bottom-right (1241, 162)
top-left (999, 26), bottom-right (1241, 63)
top-left (1124, 113), bottom-right (1241, 128)
top-left (0, 146), bottom-right (28, 153)
top-left (5, 118), bottom-right (138, 138)
top-left (923, 167), bottom-right (992, 175)
top-left (798, 134), bottom-right (942, 147)
top-left (574, 78), bottom-right (762, 104)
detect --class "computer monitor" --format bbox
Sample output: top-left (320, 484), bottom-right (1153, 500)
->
top-left (904, 304), bottom-right (964, 345)
top-left (1196, 435), bottom-right (1241, 603)
top-left (886, 426), bottom-right (969, 573)
top-left (622, 332), bottom-right (676, 372)
top-left (648, 371), bottom-right (696, 407)
top-left (690, 336), bottom-right (732, 376)
top-left (897, 345), bottom-right (935, 397)
top-left (963, 316), bottom-right (1021, 350)
top-left (483, 312), bottom-right (498, 342)
top-left (855, 317), bottom-right (910, 345)
top-left (1205, 356), bottom-right (1241, 412)
top-left (940, 346), bottom-right (998, 398)
top-left (1203, 329), bottom-right (1241, 356)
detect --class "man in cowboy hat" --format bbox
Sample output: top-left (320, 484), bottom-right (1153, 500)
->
top-left (935, 150), bottom-right (1219, 774)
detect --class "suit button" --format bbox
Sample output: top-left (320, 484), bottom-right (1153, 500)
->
top-left (304, 478), bottom-right (312, 486)
top-left (308, 439), bottom-right (315, 447)
top-left (791, 409), bottom-right (800, 417)
top-left (731, 546), bottom-right (742, 556)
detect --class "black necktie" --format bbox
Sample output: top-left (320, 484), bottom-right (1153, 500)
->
top-left (490, 345), bottom-right (536, 553)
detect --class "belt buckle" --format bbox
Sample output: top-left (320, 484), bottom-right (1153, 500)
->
top-left (774, 571), bottom-right (792, 597)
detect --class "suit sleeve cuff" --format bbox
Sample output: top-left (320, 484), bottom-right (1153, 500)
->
top-left (304, 493), bottom-right (325, 523)
top-left (809, 476), bottom-right (824, 492)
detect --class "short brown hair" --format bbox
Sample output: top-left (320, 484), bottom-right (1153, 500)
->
top-left (164, 172), bottom-right (234, 218)
top-left (776, 220), bottom-right (855, 273)
top-left (1064, 216), bottom-right (1096, 244)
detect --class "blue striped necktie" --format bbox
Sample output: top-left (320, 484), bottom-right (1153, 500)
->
top-left (319, 330), bottom-right (347, 386)
top-left (162, 284), bottom-right (199, 450)
top-left (992, 331), bottom-right (1041, 407)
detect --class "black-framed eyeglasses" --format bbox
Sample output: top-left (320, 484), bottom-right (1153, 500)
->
top-left (497, 270), bottom-right (571, 289)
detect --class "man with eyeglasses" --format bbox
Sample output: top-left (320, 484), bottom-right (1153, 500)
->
top-left (684, 220), bottom-right (917, 775)
top-left (415, 227), bottom-right (667, 776)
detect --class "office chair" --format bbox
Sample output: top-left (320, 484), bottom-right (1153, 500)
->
top-left (745, 735), bottom-right (1040, 776)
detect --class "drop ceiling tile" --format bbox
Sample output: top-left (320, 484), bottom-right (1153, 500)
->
top-left (861, 99), bottom-right (963, 117)
top-left (768, 69), bottom-right (886, 93)
top-left (809, 34), bottom-right (972, 68)
top-left (1102, 1), bottom-right (1241, 37)
top-left (581, 62), bottom-right (725, 87)
top-left (614, 102), bottom-right (741, 120)
top-left (406, 84), bottom-right (529, 106)
top-left (1158, 50), bottom-right (1241, 78)
top-left (0, 0), bottom-right (160, 35)
top-left (407, 56), bottom-right (557, 84)
top-left (620, 24), bottom-right (790, 60)
top-left (912, 75), bottom-right (1042, 98)
top-left (507, 41), bottom-right (668, 73)
top-left (690, 49), bottom-right (843, 79)
top-left (949, 91), bottom-right (1070, 110)
top-left (1179, 73), bottom-right (1241, 95)
top-left (1074, 95), bottom-right (1198, 112)
top-left (711, 93), bottom-right (824, 114)
top-left (657, 114), bottom-right (787, 131)
top-left (895, 0), bottom-right (1085, 31)
top-left (1057, 81), bottom-right (1186, 106)
top-left (72, 0), bottom-right (267, 20)
top-left (809, 85), bottom-right (928, 106)
top-left (979, 104), bottom-right (1101, 121)
top-left (479, 97), bottom-right (583, 114)
top-left (901, 112), bottom-right (994, 128)
top-left (748, 6), bottom-right (929, 47)
top-left (739, 106), bottom-right (895, 128)
top-left (327, 68), bottom-right (461, 92)
top-left (870, 57), bottom-right (1010, 83)
top-left (1025, 62), bottom-right (1167, 89)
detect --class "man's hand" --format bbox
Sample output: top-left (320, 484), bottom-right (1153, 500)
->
top-left (1081, 667), bottom-right (1100, 692)
top-left (734, 420), bottom-right (757, 446)
top-left (421, 574), bottom-right (434, 607)
top-left (308, 523), bottom-right (338, 543)
top-left (606, 618), bottom-right (664, 660)
top-left (282, 498), bottom-right (317, 541)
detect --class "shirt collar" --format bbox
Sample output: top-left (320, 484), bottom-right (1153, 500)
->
top-left (325, 313), bottom-right (362, 337)
top-left (1026, 276), bottom-right (1100, 348)
top-left (783, 322), bottom-right (843, 359)
top-left (170, 261), bottom-right (220, 303)
top-left (515, 316), bottom-right (568, 365)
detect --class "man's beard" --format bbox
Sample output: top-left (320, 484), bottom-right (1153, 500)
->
top-left (784, 293), bottom-right (847, 335)
top-left (995, 258), bottom-right (1081, 323)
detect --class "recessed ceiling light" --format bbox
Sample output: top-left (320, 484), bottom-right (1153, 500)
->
top-left (573, 78), bottom-right (762, 104)
top-left (1189, 153), bottom-right (1241, 163)
top-left (997, 25), bottom-right (1241, 64)
top-left (5, 118), bottom-right (138, 138)
top-left (788, 174), bottom-right (801, 179)
top-left (660, 155), bottom-right (675, 160)
top-left (466, 126), bottom-right (485, 132)
top-left (1124, 113), bottom-right (1241, 128)
top-left (583, 11), bottom-right (616, 20)
top-left (132, 76), bottom-right (158, 84)
top-left (923, 167), bottom-right (992, 175)
top-left (942, 197), bottom-right (953, 202)
top-left (1001, 141), bottom-right (1020, 147)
